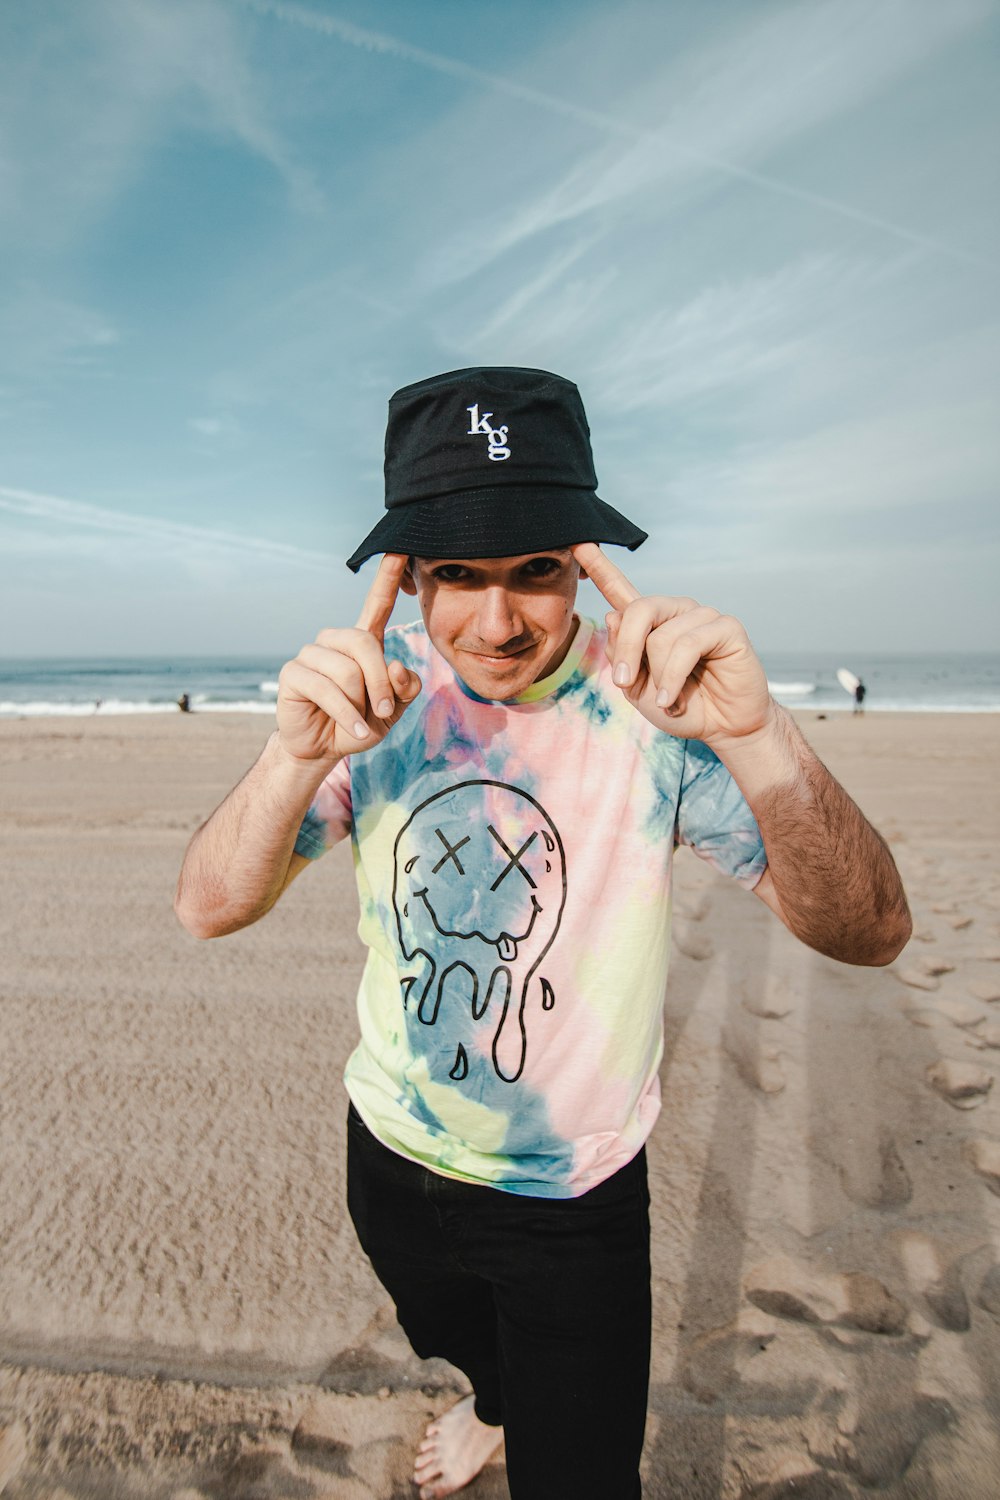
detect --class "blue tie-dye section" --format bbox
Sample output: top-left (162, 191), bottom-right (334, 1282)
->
top-left (400, 1033), bottom-right (574, 1196)
top-left (643, 732), bottom-right (688, 843)
top-left (294, 804), bottom-right (330, 861)
top-left (349, 701), bottom-right (447, 810)
top-left (675, 738), bottom-right (767, 882)
top-left (557, 669), bottom-right (614, 726)
top-left (351, 695), bottom-right (528, 811)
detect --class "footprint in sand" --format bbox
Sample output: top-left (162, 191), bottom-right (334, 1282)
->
top-left (673, 924), bottom-right (714, 961)
top-left (966, 1020), bottom-right (1000, 1049)
top-left (739, 1453), bottom-right (857, 1498)
top-left (807, 1388), bottom-right (954, 1492)
top-left (754, 1050), bottom-right (787, 1094)
top-left (742, 991), bottom-right (794, 1020)
top-left (204, 1442), bottom-right (306, 1498)
top-left (725, 1028), bottom-right (787, 1094)
top-left (963, 1137), bottom-right (1000, 1196)
top-left (917, 955), bottom-right (956, 976)
top-left (902, 1007), bottom-right (950, 1030)
top-left (894, 967), bottom-right (940, 992)
top-left (839, 1131), bottom-right (912, 1209)
top-left (976, 947), bottom-right (1000, 961)
top-left (680, 1311), bottom-right (777, 1404)
top-left (896, 1231), bottom-right (970, 1331)
top-left (927, 997), bottom-right (986, 1029)
top-left (925, 1058), bottom-right (994, 1109)
top-left (969, 980), bottom-right (1000, 1004)
top-left (743, 1254), bottom-right (908, 1335)
top-left (946, 913), bottom-right (975, 930)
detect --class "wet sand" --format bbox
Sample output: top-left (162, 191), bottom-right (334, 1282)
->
top-left (1, 710), bottom-right (998, 1498)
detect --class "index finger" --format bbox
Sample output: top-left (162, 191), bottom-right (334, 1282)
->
top-left (571, 542), bottom-right (641, 611)
top-left (356, 552), bottom-right (408, 639)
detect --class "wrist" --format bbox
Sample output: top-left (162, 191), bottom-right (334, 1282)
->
top-left (269, 730), bottom-right (342, 785)
top-left (708, 702), bottom-right (805, 803)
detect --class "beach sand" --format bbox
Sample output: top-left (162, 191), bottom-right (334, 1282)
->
top-left (1, 710), bottom-right (998, 1499)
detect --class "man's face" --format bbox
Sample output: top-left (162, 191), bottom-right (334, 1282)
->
top-left (400, 551), bottom-right (581, 701)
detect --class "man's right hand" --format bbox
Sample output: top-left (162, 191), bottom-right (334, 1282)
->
top-left (276, 553), bottom-right (422, 764)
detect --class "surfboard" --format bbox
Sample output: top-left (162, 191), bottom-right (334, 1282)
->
top-left (836, 667), bottom-right (861, 695)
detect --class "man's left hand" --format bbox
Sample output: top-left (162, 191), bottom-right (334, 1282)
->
top-left (573, 542), bottom-right (773, 748)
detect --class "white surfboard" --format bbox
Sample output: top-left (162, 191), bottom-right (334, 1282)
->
top-left (836, 667), bottom-right (861, 695)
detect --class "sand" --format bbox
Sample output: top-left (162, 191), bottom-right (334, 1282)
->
top-left (1, 709), bottom-right (998, 1499)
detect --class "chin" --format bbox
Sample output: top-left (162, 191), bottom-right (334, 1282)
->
top-left (464, 670), bottom-right (531, 701)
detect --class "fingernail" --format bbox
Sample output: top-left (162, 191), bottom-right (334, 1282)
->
top-left (655, 689), bottom-right (672, 708)
top-left (377, 698), bottom-right (393, 717)
top-left (353, 721), bottom-right (369, 738)
top-left (613, 664), bottom-right (630, 687)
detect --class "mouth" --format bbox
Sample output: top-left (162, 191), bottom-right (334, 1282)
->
top-left (415, 890), bottom-right (542, 960)
top-left (462, 642), bottom-right (538, 668)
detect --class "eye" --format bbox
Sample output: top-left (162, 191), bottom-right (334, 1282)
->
top-left (520, 557), bottom-right (561, 581)
top-left (431, 564), bottom-right (473, 583)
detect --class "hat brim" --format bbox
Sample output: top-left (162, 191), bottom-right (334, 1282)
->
top-left (345, 487), bottom-right (647, 572)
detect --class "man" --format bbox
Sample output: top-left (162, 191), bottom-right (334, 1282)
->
top-left (175, 367), bottom-right (910, 1500)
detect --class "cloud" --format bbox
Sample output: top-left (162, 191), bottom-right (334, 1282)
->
top-left (253, 0), bottom-right (996, 289)
top-left (698, 400), bottom-right (998, 521)
top-left (587, 253), bottom-right (883, 414)
top-left (233, 0), bottom-right (637, 135)
top-left (0, 485), bottom-right (338, 573)
top-left (0, 0), bottom-right (321, 251)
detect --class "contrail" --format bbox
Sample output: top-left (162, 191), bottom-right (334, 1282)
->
top-left (236, 0), bottom-right (993, 272)
top-left (0, 485), bottom-right (339, 573)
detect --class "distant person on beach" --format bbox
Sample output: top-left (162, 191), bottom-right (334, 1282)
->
top-left (175, 367), bottom-right (910, 1500)
top-left (177, 693), bottom-right (191, 713)
top-left (854, 680), bottom-right (866, 715)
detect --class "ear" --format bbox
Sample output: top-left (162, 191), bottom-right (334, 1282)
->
top-left (400, 557), bottom-right (418, 596)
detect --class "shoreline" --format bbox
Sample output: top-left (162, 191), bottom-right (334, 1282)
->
top-left (2, 702), bottom-right (1000, 722)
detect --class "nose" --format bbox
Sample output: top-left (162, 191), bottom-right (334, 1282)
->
top-left (476, 585), bottom-right (521, 648)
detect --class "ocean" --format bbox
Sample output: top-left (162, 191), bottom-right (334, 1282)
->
top-left (1, 651), bottom-right (998, 719)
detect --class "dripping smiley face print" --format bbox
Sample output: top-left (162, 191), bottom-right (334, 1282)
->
top-left (392, 781), bottom-right (567, 1084)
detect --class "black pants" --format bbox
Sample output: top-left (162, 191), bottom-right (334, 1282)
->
top-left (346, 1104), bottom-right (651, 1499)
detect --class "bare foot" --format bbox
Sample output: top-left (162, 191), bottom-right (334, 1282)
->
top-left (413, 1394), bottom-right (503, 1499)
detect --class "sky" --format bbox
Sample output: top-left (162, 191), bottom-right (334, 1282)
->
top-left (1, 0), bottom-right (998, 658)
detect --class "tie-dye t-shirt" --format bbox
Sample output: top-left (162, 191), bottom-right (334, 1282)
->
top-left (294, 616), bottom-right (766, 1198)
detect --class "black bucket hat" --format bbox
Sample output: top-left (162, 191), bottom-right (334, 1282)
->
top-left (345, 365), bottom-right (647, 572)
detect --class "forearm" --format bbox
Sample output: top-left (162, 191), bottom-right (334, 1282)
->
top-left (174, 731), bottom-right (339, 938)
top-left (712, 706), bottom-right (911, 965)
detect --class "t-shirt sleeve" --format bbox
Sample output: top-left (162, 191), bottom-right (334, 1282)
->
top-left (293, 758), bottom-right (352, 860)
top-left (675, 738), bottom-right (767, 887)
